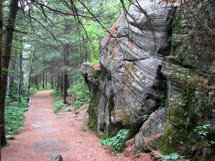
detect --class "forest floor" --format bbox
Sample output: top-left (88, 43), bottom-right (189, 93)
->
top-left (1, 90), bottom-right (154, 161)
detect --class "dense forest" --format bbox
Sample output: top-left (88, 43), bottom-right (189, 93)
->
top-left (0, 0), bottom-right (130, 146)
top-left (1, 0), bottom-right (215, 160)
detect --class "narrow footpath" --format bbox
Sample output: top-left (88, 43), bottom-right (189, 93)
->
top-left (1, 90), bottom-right (129, 161)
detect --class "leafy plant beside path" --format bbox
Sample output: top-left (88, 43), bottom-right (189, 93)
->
top-left (5, 98), bottom-right (28, 135)
top-left (51, 81), bottom-right (90, 113)
top-left (100, 129), bottom-right (129, 155)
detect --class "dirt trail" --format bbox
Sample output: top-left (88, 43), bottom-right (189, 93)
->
top-left (1, 90), bottom-right (131, 161)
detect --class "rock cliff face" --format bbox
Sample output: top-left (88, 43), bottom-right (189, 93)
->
top-left (81, 0), bottom-right (215, 160)
top-left (81, 0), bottom-right (173, 136)
top-left (160, 57), bottom-right (215, 159)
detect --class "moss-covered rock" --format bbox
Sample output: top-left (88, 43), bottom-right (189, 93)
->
top-left (81, 62), bottom-right (114, 136)
top-left (171, 1), bottom-right (215, 74)
top-left (161, 58), bottom-right (215, 160)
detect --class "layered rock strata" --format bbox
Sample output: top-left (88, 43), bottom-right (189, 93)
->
top-left (81, 0), bottom-right (173, 136)
top-left (81, 0), bottom-right (215, 160)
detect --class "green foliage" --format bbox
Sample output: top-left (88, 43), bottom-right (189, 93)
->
top-left (51, 88), bottom-right (61, 99)
top-left (194, 124), bottom-right (215, 147)
top-left (155, 153), bottom-right (186, 161)
top-left (194, 124), bottom-right (210, 139)
top-left (68, 81), bottom-right (90, 110)
top-left (51, 89), bottom-right (64, 113)
top-left (40, 83), bottom-right (52, 90)
top-left (5, 98), bottom-right (28, 135)
top-left (143, 114), bottom-right (149, 121)
top-left (29, 86), bottom-right (38, 96)
top-left (28, 84), bottom-right (52, 98)
top-left (159, 94), bottom-right (165, 109)
top-left (99, 129), bottom-right (129, 152)
top-left (52, 101), bottom-right (64, 114)
top-left (205, 140), bottom-right (215, 147)
top-left (78, 0), bottom-right (125, 63)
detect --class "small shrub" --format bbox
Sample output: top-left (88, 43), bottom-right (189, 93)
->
top-left (52, 101), bottom-right (64, 114)
top-left (155, 153), bottom-right (186, 161)
top-left (194, 124), bottom-right (215, 147)
top-left (51, 88), bottom-right (61, 99)
top-left (99, 129), bottom-right (129, 152)
top-left (194, 124), bottom-right (210, 139)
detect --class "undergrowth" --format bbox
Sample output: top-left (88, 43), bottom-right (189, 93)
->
top-left (52, 100), bottom-right (64, 114)
top-left (100, 129), bottom-right (129, 155)
top-left (5, 83), bottom-right (51, 135)
top-left (68, 81), bottom-right (90, 110)
top-left (51, 81), bottom-right (89, 113)
top-left (5, 97), bottom-right (28, 135)
top-left (155, 153), bottom-right (187, 161)
top-left (51, 88), bottom-right (64, 114)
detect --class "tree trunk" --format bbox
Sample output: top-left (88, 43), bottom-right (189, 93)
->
top-left (51, 73), bottom-right (54, 89)
top-left (18, 47), bottom-right (23, 102)
top-left (63, 49), bottom-right (68, 104)
top-left (36, 75), bottom-right (39, 90)
top-left (27, 48), bottom-right (36, 100)
top-left (63, 72), bottom-right (68, 104)
top-left (60, 74), bottom-right (63, 95)
top-left (57, 75), bottom-right (60, 91)
top-left (45, 71), bottom-right (48, 87)
top-left (0, 0), bottom-right (4, 147)
top-left (42, 70), bottom-right (45, 89)
top-left (7, 65), bottom-right (14, 97)
top-left (1, 0), bottom-right (19, 146)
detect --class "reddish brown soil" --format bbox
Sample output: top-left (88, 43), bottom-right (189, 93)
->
top-left (1, 90), bottom-right (154, 161)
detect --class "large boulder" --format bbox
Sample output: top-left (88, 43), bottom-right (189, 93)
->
top-left (81, 0), bottom-right (173, 136)
top-left (134, 108), bottom-right (168, 153)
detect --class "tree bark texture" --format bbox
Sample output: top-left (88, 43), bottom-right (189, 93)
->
top-left (1, 0), bottom-right (19, 146)
top-left (0, 0), bottom-right (4, 147)
top-left (7, 65), bottom-right (14, 97)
